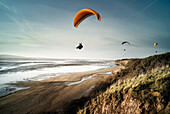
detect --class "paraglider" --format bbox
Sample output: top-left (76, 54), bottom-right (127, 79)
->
top-left (73, 8), bottom-right (101, 49)
top-left (154, 43), bottom-right (158, 47)
top-left (154, 43), bottom-right (158, 53)
top-left (76, 43), bottom-right (83, 50)
top-left (73, 8), bottom-right (101, 28)
top-left (122, 41), bottom-right (131, 45)
top-left (122, 41), bottom-right (130, 51)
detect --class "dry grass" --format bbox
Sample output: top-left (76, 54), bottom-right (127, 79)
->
top-left (77, 52), bottom-right (170, 114)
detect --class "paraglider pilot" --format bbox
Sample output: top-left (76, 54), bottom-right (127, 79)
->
top-left (76, 43), bottom-right (83, 50)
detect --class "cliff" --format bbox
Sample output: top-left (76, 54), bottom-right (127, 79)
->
top-left (67, 53), bottom-right (170, 114)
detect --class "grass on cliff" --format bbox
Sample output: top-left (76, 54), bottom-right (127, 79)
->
top-left (65, 52), bottom-right (170, 114)
top-left (78, 64), bottom-right (170, 114)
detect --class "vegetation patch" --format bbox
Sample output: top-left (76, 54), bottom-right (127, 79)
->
top-left (66, 53), bottom-right (170, 114)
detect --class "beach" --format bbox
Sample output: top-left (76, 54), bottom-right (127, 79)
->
top-left (0, 58), bottom-right (124, 113)
top-left (0, 58), bottom-right (115, 97)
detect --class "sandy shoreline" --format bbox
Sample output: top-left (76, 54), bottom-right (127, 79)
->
top-left (0, 62), bottom-right (124, 113)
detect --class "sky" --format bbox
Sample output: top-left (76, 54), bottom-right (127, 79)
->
top-left (0, 0), bottom-right (170, 59)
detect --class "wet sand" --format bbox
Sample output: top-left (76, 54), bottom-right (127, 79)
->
top-left (0, 63), bottom-right (124, 113)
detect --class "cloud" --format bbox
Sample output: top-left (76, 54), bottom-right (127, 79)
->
top-left (0, 1), bottom-right (10, 11)
top-left (0, 1), bottom-right (39, 43)
top-left (128, 0), bottom-right (158, 18)
top-left (0, 1), bottom-right (17, 14)
top-left (141, 0), bottom-right (158, 11)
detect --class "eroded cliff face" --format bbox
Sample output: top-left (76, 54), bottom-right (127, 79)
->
top-left (77, 53), bottom-right (170, 114)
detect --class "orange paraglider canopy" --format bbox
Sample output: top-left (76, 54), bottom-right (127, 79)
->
top-left (73, 8), bottom-right (101, 28)
top-left (154, 43), bottom-right (158, 47)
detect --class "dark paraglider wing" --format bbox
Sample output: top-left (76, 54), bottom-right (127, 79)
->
top-left (122, 41), bottom-right (130, 45)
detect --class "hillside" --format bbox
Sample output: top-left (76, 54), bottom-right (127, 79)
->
top-left (67, 53), bottom-right (170, 114)
top-left (0, 54), bottom-right (24, 59)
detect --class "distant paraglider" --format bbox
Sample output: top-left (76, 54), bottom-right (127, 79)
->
top-left (73, 8), bottom-right (101, 50)
top-left (122, 41), bottom-right (131, 45)
top-left (122, 41), bottom-right (130, 51)
top-left (154, 43), bottom-right (158, 47)
top-left (154, 43), bottom-right (158, 53)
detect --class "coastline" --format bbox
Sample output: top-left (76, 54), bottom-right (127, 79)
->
top-left (0, 61), bottom-right (124, 113)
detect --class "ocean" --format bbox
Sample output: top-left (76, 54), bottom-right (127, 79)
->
top-left (0, 58), bottom-right (115, 97)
